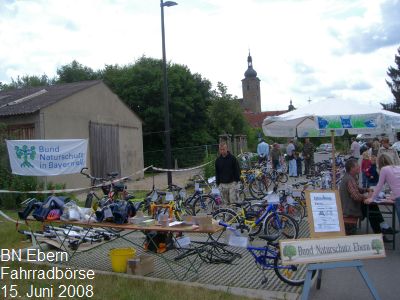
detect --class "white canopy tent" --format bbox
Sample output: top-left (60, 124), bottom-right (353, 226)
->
top-left (262, 99), bottom-right (400, 138)
top-left (262, 99), bottom-right (400, 188)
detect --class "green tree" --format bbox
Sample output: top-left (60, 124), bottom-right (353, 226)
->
top-left (0, 124), bottom-right (37, 209)
top-left (371, 239), bottom-right (383, 254)
top-left (283, 245), bottom-right (297, 261)
top-left (208, 82), bottom-right (249, 138)
top-left (56, 60), bottom-right (101, 83)
top-left (383, 46), bottom-right (400, 113)
top-left (102, 57), bottom-right (215, 166)
top-left (0, 74), bottom-right (54, 91)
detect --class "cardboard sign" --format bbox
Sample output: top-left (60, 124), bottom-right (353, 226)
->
top-left (280, 234), bottom-right (385, 265)
top-left (305, 190), bottom-right (345, 238)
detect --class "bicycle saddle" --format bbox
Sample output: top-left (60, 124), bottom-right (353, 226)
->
top-left (258, 234), bottom-right (279, 242)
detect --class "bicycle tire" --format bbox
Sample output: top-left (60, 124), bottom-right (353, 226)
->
top-left (84, 194), bottom-right (93, 208)
top-left (274, 256), bottom-right (315, 286)
top-left (263, 212), bottom-right (299, 240)
top-left (192, 194), bottom-right (216, 215)
top-left (247, 204), bottom-right (266, 236)
top-left (278, 173), bottom-right (288, 183)
top-left (249, 179), bottom-right (266, 199)
top-left (212, 208), bottom-right (240, 225)
top-left (285, 204), bottom-right (303, 223)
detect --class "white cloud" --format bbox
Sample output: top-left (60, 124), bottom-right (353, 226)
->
top-left (0, 0), bottom-right (398, 112)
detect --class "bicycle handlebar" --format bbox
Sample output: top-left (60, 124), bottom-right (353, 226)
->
top-left (80, 168), bottom-right (108, 183)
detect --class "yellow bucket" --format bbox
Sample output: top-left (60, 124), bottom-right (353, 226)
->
top-left (109, 248), bottom-right (136, 273)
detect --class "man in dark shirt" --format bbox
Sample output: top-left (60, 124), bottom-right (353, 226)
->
top-left (215, 142), bottom-right (241, 204)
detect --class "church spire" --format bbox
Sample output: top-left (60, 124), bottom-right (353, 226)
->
top-left (247, 50), bottom-right (253, 68)
top-left (244, 50), bottom-right (257, 78)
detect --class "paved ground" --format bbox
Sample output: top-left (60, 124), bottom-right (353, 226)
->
top-left (54, 163), bottom-right (400, 299)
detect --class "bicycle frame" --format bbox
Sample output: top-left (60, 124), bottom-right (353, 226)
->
top-left (241, 203), bottom-right (281, 230)
top-left (248, 245), bottom-right (278, 269)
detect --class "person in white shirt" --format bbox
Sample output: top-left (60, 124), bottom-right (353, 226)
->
top-left (350, 137), bottom-right (360, 159)
top-left (286, 139), bottom-right (297, 177)
top-left (257, 139), bottom-right (269, 164)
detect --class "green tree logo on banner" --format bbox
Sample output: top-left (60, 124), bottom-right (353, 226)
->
top-left (15, 145), bottom-right (36, 168)
top-left (283, 245), bottom-right (297, 261)
top-left (371, 239), bottom-right (383, 254)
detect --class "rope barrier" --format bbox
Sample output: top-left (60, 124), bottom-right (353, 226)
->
top-left (0, 166), bottom-right (153, 194)
top-left (0, 210), bottom-right (18, 223)
top-left (152, 161), bottom-right (212, 172)
top-left (0, 161), bottom-right (212, 194)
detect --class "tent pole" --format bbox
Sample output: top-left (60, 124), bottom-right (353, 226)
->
top-left (331, 130), bottom-right (336, 189)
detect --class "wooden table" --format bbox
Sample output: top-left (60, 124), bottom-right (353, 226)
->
top-left (24, 217), bottom-right (227, 280)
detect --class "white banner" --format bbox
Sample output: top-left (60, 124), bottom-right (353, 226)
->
top-left (280, 234), bottom-right (386, 265)
top-left (6, 139), bottom-right (87, 176)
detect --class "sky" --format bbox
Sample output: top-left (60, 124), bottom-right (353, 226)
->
top-left (0, 0), bottom-right (400, 111)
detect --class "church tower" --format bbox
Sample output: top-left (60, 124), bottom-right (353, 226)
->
top-left (241, 52), bottom-right (261, 113)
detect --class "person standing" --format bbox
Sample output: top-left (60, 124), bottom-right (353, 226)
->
top-left (302, 138), bottom-right (315, 176)
top-left (361, 151), bottom-right (371, 188)
top-left (366, 155), bottom-right (379, 187)
top-left (271, 143), bottom-right (281, 170)
top-left (286, 139), bottom-right (297, 177)
top-left (257, 139), bottom-right (269, 164)
top-left (377, 137), bottom-right (400, 166)
top-left (215, 142), bottom-right (241, 204)
top-left (350, 137), bottom-right (360, 159)
top-left (295, 152), bottom-right (303, 177)
top-left (368, 138), bottom-right (380, 157)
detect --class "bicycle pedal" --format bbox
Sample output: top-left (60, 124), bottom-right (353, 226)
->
top-left (261, 278), bottom-right (268, 285)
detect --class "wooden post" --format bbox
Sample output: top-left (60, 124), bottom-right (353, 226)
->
top-left (331, 130), bottom-right (336, 189)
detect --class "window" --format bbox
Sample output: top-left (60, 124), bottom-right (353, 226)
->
top-left (7, 124), bottom-right (35, 139)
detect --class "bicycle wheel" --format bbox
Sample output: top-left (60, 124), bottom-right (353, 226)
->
top-left (212, 208), bottom-right (239, 224)
top-left (278, 172), bottom-right (288, 183)
top-left (84, 194), bottom-right (93, 208)
top-left (245, 204), bottom-right (266, 236)
top-left (285, 204), bottom-right (304, 223)
top-left (274, 256), bottom-right (315, 286)
top-left (263, 212), bottom-right (299, 240)
top-left (249, 179), bottom-right (267, 199)
top-left (192, 194), bottom-right (216, 215)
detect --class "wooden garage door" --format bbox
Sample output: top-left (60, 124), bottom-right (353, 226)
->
top-left (89, 121), bottom-right (121, 178)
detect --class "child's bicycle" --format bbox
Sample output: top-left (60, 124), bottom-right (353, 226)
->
top-left (219, 222), bottom-right (315, 286)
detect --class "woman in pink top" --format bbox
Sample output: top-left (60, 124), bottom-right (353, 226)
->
top-left (366, 154), bottom-right (400, 224)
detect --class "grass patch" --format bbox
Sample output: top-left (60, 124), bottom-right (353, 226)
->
top-left (0, 210), bottom-right (42, 249)
top-left (0, 210), bottom-right (257, 300)
top-left (1, 261), bottom-right (254, 300)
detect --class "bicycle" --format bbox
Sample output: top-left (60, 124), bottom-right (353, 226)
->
top-left (212, 198), bottom-right (299, 240)
top-left (219, 222), bottom-right (314, 286)
top-left (80, 168), bottom-right (134, 209)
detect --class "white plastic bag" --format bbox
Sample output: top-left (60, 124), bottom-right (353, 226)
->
top-left (60, 201), bottom-right (81, 221)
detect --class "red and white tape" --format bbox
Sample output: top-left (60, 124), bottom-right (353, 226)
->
top-left (0, 166), bottom-right (152, 194)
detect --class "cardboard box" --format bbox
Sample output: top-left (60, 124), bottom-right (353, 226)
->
top-left (194, 215), bottom-right (213, 231)
top-left (127, 255), bottom-right (154, 276)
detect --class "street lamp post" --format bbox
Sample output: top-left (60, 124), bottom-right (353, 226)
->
top-left (160, 0), bottom-right (177, 187)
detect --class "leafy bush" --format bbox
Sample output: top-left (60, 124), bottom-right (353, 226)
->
top-left (203, 154), bottom-right (216, 179)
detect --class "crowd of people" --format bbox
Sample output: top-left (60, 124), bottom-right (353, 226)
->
top-left (215, 135), bottom-right (400, 241)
